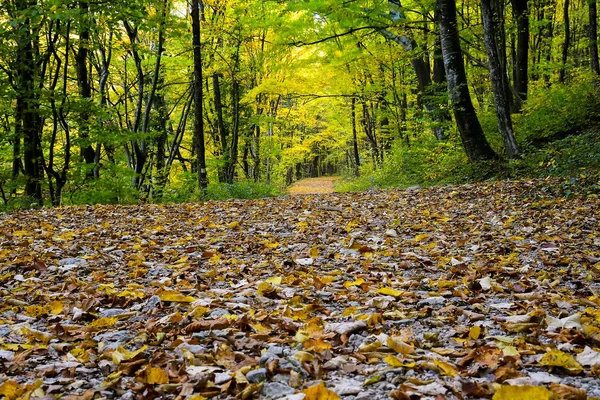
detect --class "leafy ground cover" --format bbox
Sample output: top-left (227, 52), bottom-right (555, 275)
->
top-left (288, 177), bottom-right (340, 195)
top-left (1, 179), bottom-right (600, 399)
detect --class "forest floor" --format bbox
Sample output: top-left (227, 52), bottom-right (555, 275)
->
top-left (288, 177), bottom-right (340, 195)
top-left (1, 178), bottom-right (600, 400)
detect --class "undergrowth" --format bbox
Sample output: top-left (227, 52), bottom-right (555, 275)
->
top-left (338, 76), bottom-right (600, 194)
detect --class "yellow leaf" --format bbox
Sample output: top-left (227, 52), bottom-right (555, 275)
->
top-left (344, 278), bottom-right (365, 288)
top-left (384, 354), bottom-right (415, 368)
top-left (257, 281), bottom-right (276, 296)
top-left (87, 317), bottom-right (118, 329)
top-left (364, 374), bottom-right (382, 385)
top-left (292, 351), bottom-right (315, 362)
top-left (19, 327), bottom-right (53, 343)
top-left (227, 221), bottom-right (240, 229)
top-left (0, 380), bottom-right (21, 400)
top-left (539, 349), bottom-right (583, 373)
top-left (433, 359), bottom-right (458, 376)
top-left (304, 338), bottom-right (332, 352)
top-left (358, 340), bottom-right (382, 352)
top-left (49, 300), bottom-right (63, 315)
top-left (187, 396), bottom-right (207, 400)
top-left (144, 367), bottom-right (169, 384)
top-left (70, 347), bottom-right (90, 363)
top-left (250, 322), bottom-right (271, 334)
top-left (25, 305), bottom-right (49, 317)
top-left (377, 287), bottom-right (403, 297)
top-left (303, 382), bottom-right (340, 400)
top-left (188, 306), bottom-right (210, 318)
top-left (265, 276), bottom-right (282, 285)
top-left (310, 247), bottom-right (319, 258)
top-left (414, 234), bottom-right (430, 242)
top-left (111, 345), bottom-right (147, 364)
top-left (157, 290), bottom-right (196, 303)
top-left (492, 385), bottom-right (552, 400)
top-left (117, 289), bottom-right (146, 299)
top-left (342, 306), bottom-right (358, 317)
top-left (387, 336), bottom-right (414, 355)
top-left (469, 325), bottom-right (482, 340)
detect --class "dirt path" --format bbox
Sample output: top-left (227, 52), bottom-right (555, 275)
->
top-left (288, 176), bottom-right (341, 195)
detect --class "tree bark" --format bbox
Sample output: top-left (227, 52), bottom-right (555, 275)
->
top-left (590, 0), bottom-right (600, 80)
top-left (191, 0), bottom-right (208, 192)
top-left (16, 0), bottom-right (42, 202)
top-left (351, 97), bottom-right (360, 177)
top-left (559, 0), bottom-right (570, 83)
top-left (511, 0), bottom-right (529, 109)
top-left (481, 0), bottom-right (520, 160)
top-left (437, 0), bottom-right (498, 162)
top-left (75, 1), bottom-right (97, 170)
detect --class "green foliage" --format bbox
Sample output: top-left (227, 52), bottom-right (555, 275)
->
top-left (63, 163), bottom-right (138, 205)
top-left (203, 181), bottom-right (281, 201)
top-left (338, 134), bottom-right (499, 192)
top-left (514, 74), bottom-right (600, 144)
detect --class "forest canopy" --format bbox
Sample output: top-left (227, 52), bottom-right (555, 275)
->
top-left (1, 0), bottom-right (599, 208)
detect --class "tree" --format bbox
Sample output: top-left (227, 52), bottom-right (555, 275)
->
top-left (590, 0), bottom-right (600, 81)
top-left (191, 0), bottom-right (207, 192)
top-left (437, 0), bottom-right (497, 162)
top-left (511, 0), bottom-right (529, 109)
top-left (481, 0), bottom-right (520, 160)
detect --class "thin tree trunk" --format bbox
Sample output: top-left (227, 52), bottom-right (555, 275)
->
top-left (191, 0), bottom-right (208, 192)
top-left (76, 1), bottom-right (96, 170)
top-left (560, 0), bottom-right (571, 82)
top-left (351, 97), bottom-right (360, 177)
top-left (437, 0), bottom-right (498, 162)
top-left (16, 0), bottom-right (43, 202)
top-left (481, 0), bottom-right (520, 160)
top-left (226, 80), bottom-right (240, 184)
top-left (511, 0), bottom-right (529, 109)
top-left (590, 0), bottom-right (600, 81)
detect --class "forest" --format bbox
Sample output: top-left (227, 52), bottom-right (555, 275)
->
top-left (1, 0), bottom-right (599, 208)
top-left (2, 2), bottom-right (600, 398)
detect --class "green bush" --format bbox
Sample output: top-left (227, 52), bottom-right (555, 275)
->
top-left (515, 75), bottom-right (600, 145)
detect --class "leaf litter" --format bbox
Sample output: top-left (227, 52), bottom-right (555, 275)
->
top-left (1, 179), bottom-right (600, 399)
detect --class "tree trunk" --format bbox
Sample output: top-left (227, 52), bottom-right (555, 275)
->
top-left (212, 73), bottom-right (228, 182)
top-left (559, 0), bottom-right (571, 82)
top-left (351, 97), bottom-right (360, 177)
top-left (511, 0), bottom-right (529, 109)
top-left (16, 0), bottom-right (43, 202)
top-left (191, 0), bottom-right (208, 192)
top-left (76, 1), bottom-right (96, 170)
top-left (590, 0), bottom-right (600, 80)
top-left (437, 0), bottom-right (498, 162)
top-left (481, 0), bottom-right (520, 160)
top-left (225, 80), bottom-right (240, 184)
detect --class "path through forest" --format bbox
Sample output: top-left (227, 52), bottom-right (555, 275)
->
top-left (288, 176), bottom-right (340, 195)
top-left (1, 178), bottom-right (600, 399)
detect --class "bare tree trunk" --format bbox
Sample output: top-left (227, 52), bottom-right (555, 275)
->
top-left (16, 0), bottom-right (43, 202)
top-left (511, 0), bottom-right (529, 110)
top-left (560, 0), bottom-right (571, 82)
top-left (351, 97), bottom-right (360, 177)
top-left (481, 0), bottom-right (520, 160)
top-left (76, 1), bottom-right (96, 171)
top-left (191, 0), bottom-right (207, 192)
top-left (437, 0), bottom-right (498, 162)
top-left (590, 0), bottom-right (600, 81)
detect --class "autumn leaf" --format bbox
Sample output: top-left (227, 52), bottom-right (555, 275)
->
top-left (157, 289), bottom-right (196, 303)
top-left (539, 349), bottom-right (584, 373)
top-left (138, 366), bottom-right (169, 384)
top-left (303, 382), bottom-right (340, 400)
top-left (492, 385), bottom-right (552, 400)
